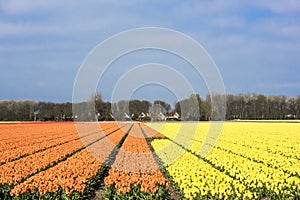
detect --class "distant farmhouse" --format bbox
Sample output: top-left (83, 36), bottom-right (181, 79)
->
top-left (138, 112), bottom-right (151, 121)
top-left (150, 112), bottom-right (166, 121)
top-left (104, 111), bottom-right (181, 121)
top-left (166, 112), bottom-right (181, 121)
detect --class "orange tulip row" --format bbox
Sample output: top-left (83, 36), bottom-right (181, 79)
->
top-left (10, 124), bottom-right (130, 197)
top-left (0, 123), bottom-right (120, 186)
top-left (104, 123), bottom-right (168, 195)
top-left (0, 137), bottom-right (85, 186)
top-left (0, 134), bottom-right (79, 164)
top-left (0, 123), bottom-right (77, 151)
top-left (10, 150), bottom-right (102, 196)
top-left (1, 122), bottom-right (168, 198)
top-left (104, 169), bottom-right (168, 195)
top-left (0, 123), bottom-right (117, 164)
top-left (0, 123), bottom-right (54, 141)
top-left (111, 123), bottom-right (157, 172)
top-left (0, 122), bottom-right (117, 152)
top-left (139, 123), bottom-right (165, 139)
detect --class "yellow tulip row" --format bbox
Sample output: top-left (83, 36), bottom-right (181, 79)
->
top-left (149, 122), bottom-right (300, 199)
top-left (152, 139), bottom-right (252, 199)
top-left (216, 123), bottom-right (300, 159)
top-left (182, 123), bottom-right (300, 177)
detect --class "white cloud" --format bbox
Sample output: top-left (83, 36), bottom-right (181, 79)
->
top-left (179, 0), bottom-right (300, 15)
top-left (0, 0), bottom-right (146, 39)
top-left (0, 21), bottom-right (62, 37)
top-left (0, 0), bottom-right (60, 14)
top-left (0, 0), bottom-right (139, 15)
top-left (250, 0), bottom-right (300, 14)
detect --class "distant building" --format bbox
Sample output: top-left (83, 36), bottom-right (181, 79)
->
top-left (285, 114), bottom-right (296, 119)
top-left (110, 113), bottom-right (114, 119)
top-left (158, 112), bottom-right (166, 121)
top-left (122, 112), bottom-right (131, 121)
top-left (139, 112), bottom-right (151, 121)
top-left (166, 112), bottom-right (181, 121)
top-left (150, 112), bottom-right (166, 121)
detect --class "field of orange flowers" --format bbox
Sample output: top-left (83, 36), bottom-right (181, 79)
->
top-left (0, 122), bottom-right (171, 199)
top-left (104, 123), bottom-right (168, 198)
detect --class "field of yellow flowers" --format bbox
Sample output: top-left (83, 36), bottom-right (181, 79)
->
top-left (149, 122), bottom-right (300, 199)
top-left (0, 121), bottom-right (299, 199)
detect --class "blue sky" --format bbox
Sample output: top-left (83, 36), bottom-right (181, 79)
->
top-left (0, 0), bottom-right (299, 104)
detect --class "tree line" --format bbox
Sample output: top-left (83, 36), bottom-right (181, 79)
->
top-left (0, 93), bottom-right (299, 121)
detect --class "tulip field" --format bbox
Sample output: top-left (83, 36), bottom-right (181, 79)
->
top-left (0, 121), bottom-right (299, 199)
